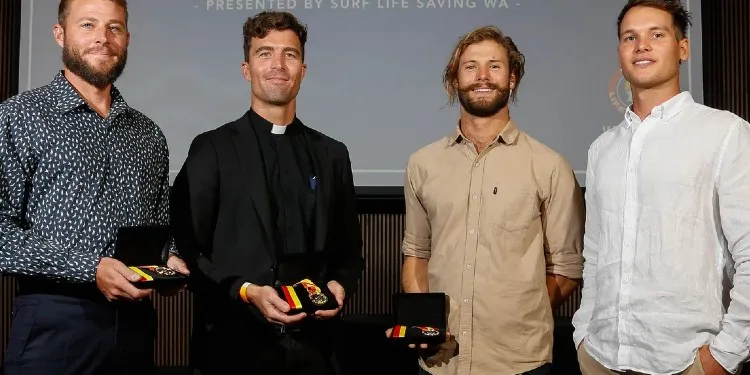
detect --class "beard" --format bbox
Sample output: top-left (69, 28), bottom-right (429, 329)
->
top-left (63, 44), bottom-right (127, 89)
top-left (457, 82), bottom-right (510, 117)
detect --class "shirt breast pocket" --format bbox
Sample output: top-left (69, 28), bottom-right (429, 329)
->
top-left (489, 186), bottom-right (539, 253)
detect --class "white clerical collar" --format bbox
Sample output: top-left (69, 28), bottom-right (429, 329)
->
top-left (271, 124), bottom-right (287, 134)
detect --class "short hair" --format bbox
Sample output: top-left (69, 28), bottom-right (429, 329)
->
top-left (443, 26), bottom-right (525, 105)
top-left (242, 11), bottom-right (308, 62)
top-left (58, 0), bottom-right (129, 26)
top-left (617, 0), bottom-right (692, 40)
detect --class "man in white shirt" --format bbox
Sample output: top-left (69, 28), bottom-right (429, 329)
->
top-left (572, 1), bottom-right (750, 375)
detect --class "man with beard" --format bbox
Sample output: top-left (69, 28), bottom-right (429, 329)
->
top-left (398, 25), bottom-right (584, 375)
top-left (169, 10), bottom-right (364, 375)
top-left (0, 0), bottom-right (188, 374)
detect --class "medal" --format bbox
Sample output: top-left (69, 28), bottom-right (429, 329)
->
top-left (147, 266), bottom-right (177, 276)
top-left (416, 326), bottom-right (439, 337)
top-left (296, 279), bottom-right (328, 306)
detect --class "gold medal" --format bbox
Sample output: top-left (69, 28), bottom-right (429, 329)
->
top-left (296, 279), bottom-right (328, 306)
top-left (147, 266), bottom-right (177, 276)
top-left (416, 326), bottom-right (439, 337)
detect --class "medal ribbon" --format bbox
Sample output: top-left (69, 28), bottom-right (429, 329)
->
top-left (391, 325), bottom-right (407, 338)
top-left (129, 266), bottom-right (153, 281)
top-left (281, 286), bottom-right (303, 310)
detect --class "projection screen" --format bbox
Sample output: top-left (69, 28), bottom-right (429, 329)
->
top-left (18, 0), bottom-right (703, 186)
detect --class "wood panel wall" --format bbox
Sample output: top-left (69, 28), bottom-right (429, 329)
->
top-left (701, 0), bottom-right (750, 121)
top-left (0, 0), bottom-right (21, 364)
top-left (0, 0), bottom-right (20, 102)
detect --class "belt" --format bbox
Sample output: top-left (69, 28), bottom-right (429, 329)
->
top-left (16, 278), bottom-right (108, 304)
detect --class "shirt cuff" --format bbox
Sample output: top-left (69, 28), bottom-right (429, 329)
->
top-left (166, 237), bottom-right (179, 256)
top-left (711, 331), bottom-right (749, 374)
top-left (71, 252), bottom-right (102, 283)
top-left (402, 233), bottom-right (431, 259)
top-left (545, 252), bottom-right (583, 279)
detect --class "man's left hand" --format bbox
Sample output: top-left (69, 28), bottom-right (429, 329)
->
top-left (156, 253), bottom-right (190, 297)
top-left (314, 280), bottom-right (345, 319)
top-left (699, 345), bottom-right (730, 375)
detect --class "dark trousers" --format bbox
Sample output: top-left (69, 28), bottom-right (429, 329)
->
top-left (2, 288), bottom-right (156, 375)
top-left (418, 362), bottom-right (551, 375)
top-left (191, 315), bottom-right (341, 375)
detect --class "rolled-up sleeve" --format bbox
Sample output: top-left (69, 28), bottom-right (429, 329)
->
top-left (402, 159), bottom-right (431, 259)
top-left (542, 155), bottom-right (585, 280)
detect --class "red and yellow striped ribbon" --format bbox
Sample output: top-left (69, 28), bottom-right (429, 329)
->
top-left (391, 325), bottom-right (407, 338)
top-left (282, 286), bottom-right (303, 310)
top-left (129, 266), bottom-right (153, 281)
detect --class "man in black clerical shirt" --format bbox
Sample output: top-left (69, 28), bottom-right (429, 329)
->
top-left (170, 11), bottom-right (364, 375)
top-left (255, 117), bottom-right (318, 261)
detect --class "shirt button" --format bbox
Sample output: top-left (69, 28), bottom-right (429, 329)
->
top-left (472, 195), bottom-right (477, 200)
top-left (463, 299), bottom-right (469, 303)
top-left (466, 264), bottom-right (472, 270)
top-left (475, 163), bottom-right (480, 167)
top-left (469, 229), bottom-right (475, 234)
top-left (462, 331), bottom-right (467, 335)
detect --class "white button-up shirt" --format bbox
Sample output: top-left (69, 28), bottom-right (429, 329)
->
top-left (572, 92), bottom-right (750, 374)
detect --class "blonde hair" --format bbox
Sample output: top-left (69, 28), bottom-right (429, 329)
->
top-left (443, 26), bottom-right (525, 105)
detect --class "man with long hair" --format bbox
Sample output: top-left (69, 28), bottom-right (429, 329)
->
top-left (398, 25), bottom-right (584, 375)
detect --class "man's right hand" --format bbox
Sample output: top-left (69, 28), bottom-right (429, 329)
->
top-left (95, 257), bottom-right (153, 301)
top-left (244, 284), bottom-right (307, 325)
top-left (384, 328), bottom-right (454, 349)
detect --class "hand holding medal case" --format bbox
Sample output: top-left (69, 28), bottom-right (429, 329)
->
top-left (388, 292), bottom-right (448, 345)
top-left (113, 226), bottom-right (188, 289)
top-left (275, 278), bottom-right (339, 313)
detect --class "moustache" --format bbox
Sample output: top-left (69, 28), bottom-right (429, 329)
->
top-left (85, 46), bottom-right (117, 55)
top-left (462, 83), bottom-right (501, 92)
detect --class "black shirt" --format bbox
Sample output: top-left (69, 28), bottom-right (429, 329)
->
top-left (248, 109), bottom-right (317, 259)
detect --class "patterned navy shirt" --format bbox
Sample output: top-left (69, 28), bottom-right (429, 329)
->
top-left (0, 71), bottom-right (172, 283)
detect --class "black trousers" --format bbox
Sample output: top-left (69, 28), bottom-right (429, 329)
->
top-left (2, 286), bottom-right (156, 375)
top-left (418, 362), bottom-right (551, 375)
top-left (191, 323), bottom-right (340, 375)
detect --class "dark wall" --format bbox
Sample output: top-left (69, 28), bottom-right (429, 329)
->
top-left (0, 0), bottom-right (20, 102)
top-left (701, 0), bottom-right (750, 121)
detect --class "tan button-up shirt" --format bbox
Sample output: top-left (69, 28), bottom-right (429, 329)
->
top-left (402, 121), bottom-right (585, 375)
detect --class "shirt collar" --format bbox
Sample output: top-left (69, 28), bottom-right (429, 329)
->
top-left (51, 71), bottom-right (130, 118)
top-left (448, 119), bottom-right (520, 146)
top-left (624, 91), bottom-right (694, 128)
top-left (247, 108), bottom-right (304, 136)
